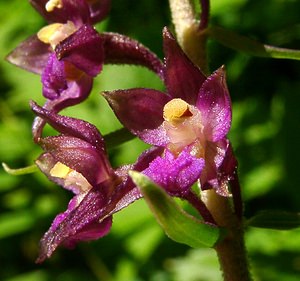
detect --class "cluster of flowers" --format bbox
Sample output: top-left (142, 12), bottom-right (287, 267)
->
top-left (7, 0), bottom-right (239, 263)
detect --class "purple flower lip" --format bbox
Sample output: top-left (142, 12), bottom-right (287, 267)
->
top-left (143, 148), bottom-right (205, 197)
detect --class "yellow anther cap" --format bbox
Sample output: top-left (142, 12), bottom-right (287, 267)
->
top-left (45, 0), bottom-right (63, 12)
top-left (163, 98), bottom-right (192, 122)
top-left (50, 162), bottom-right (71, 179)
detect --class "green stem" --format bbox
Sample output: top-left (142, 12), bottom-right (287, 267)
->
top-left (202, 189), bottom-right (252, 281)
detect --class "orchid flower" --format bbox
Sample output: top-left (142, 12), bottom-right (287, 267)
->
top-left (103, 27), bottom-right (237, 200)
top-left (7, 0), bottom-right (110, 109)
top-left (30, 101), bottom-right (162, 262)
top-left (7, 0), bottom-right (163, 139)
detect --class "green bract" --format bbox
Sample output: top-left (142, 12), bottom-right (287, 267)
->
top-left (129, 171), bottom-right (223, 248)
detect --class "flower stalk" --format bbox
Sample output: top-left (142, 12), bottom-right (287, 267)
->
top-left (202, 189), bottom-right (252, 281)
top-left (168, 0), bottom-right (209, 73)
top-left (183, 190), bottom-right (216, 225)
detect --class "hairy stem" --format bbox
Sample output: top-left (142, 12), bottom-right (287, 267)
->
top-left (202, 189), bottom-right (252, 281)
top-left (168, 0), bottom-right (209, 73)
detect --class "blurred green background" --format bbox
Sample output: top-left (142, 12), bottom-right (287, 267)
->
top-left (0, 0), bottom-right (299, 280)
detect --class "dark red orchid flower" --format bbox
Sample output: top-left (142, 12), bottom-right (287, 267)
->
top-left (7, 0), bottom-right (163, 139)
top-left (30, 101), bottom-right (162, 262)
top-left (103, 28), bottom-right (237, 197)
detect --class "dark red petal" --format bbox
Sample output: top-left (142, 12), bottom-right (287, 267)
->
top-left (103, 89), bottom-right (170, 146)
top-left (30, 0), bottom-right (90, 25)
top-left (88, 0), bottom-right (111, 24)
top-left (163, 27), bottom-right (206, 105)
top-left (36, 187), bottom-right (111, 263)
top-left (6, 35), bottom-right (50, 74)
top-left (55, 25), bottom-right (104, 77)
top-left (200, 139), bottom-right (236, 197)
top-left (38, 135), bottom-right (112, 186)
top-left (31, 102), bottom-right (105, 152)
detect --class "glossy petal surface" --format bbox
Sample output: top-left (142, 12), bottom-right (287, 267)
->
top-left (36, 187), bottom-right (112, 263)
top-left (55, 25), bottom-right (104, 76)
top-left (200, 139), bottom-right (234, 196)
top-left (31, 103), bottom-right (112, 186)
top-left (30, 0), bottom-right (90, 25)
top-left (38, 136), bottom-right (111, 186)
top-left (103, 89), bottom-right (170, 146)
top-left (42, 53), bottom-right (68, 99)
top-left (163, 27), bottom-right (206, 105)
top-left (196, 67), bottom-right (232, 142)
top-left (6, 35), bottom-right (50, 74)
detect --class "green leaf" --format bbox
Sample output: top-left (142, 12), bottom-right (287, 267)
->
top-left (129, 171), bottom-right (222, 248)
top-left (247, 210), bottom-right (300, 230)
top-left (208, 25), bottom-right (300, 60)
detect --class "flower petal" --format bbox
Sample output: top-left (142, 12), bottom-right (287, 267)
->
top-left (30, 0), bottom-right (90, 25)
top-left (32, 104), bottom-right (113, 187)
top-left (36, 187), bottom-right (112, 263)
top-left (31, 102), bottom-right (105, 152)
top-left (55, 24), bottom-right (104, 76)
top-left (144, 149), bottom-right (205, 197)
top-left (200, 139), bottom-right (236, 197)
top-left (163, 27), bottom-right (206, 105)
top-left (102, 32), bottom-right (164, 79)
top-left (108, 146), bottom-right (165, 214)
top-left (103, 89), bottom-right (170, 146)
top-left (42, 53), bottom-right (68, 99)
top-left (196, 66), bottom-right (232, 142)
top-left (32, 71), bottom-right (93, 140)
top-left (37, 135), bottom-right (112, 186)
top-left (88, 0), bottom-right (111, 24)
top-left (6, 35), bottom-right (50, 74)
top-left (40, 53), bottom-right (94, 112)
